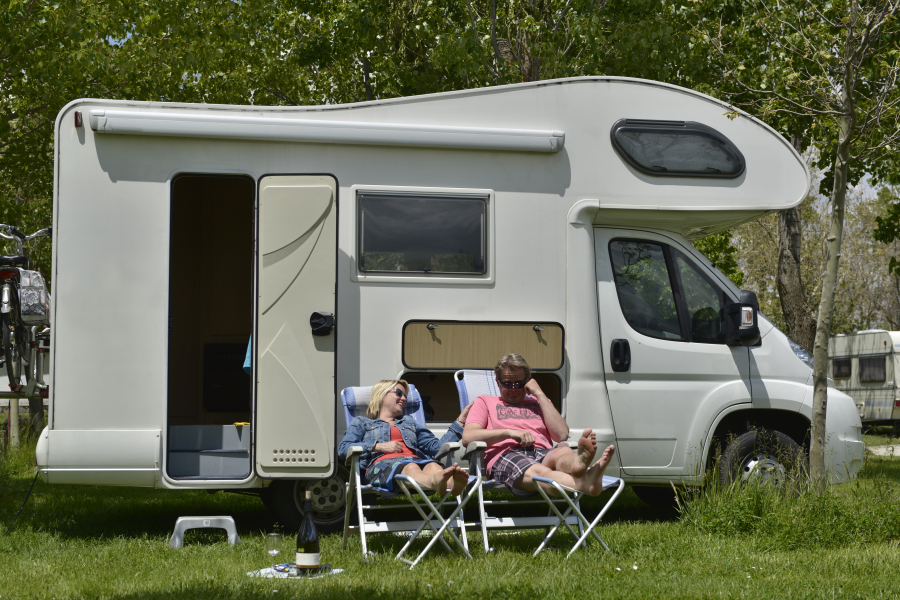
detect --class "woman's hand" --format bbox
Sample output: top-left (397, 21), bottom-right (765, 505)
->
top-left (456, 403), bottom-right (473, 424)
top-left (374, 441), bottom-right (403, 454)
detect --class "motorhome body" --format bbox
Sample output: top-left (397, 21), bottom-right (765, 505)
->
top-left (829, 330), bottom-right (900, 428)
top-left (37, 77), bottom-right (864, 527)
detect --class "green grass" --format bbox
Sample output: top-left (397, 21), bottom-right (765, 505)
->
top-left (862, 424), bottom-right (900, 448)
top-left (3, 438), bottom-right (900, 599)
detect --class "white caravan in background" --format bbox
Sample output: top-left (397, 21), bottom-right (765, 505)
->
top-left (829, 330), bottom-right (900, 430)
top-left (36, 77), bottom-right (864, 528)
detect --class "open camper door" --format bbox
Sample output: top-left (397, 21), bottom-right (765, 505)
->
top-left (255, 175), bottom-right (337, 479)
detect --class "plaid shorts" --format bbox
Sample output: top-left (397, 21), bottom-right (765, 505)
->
top-left (488, 447), bottom-right (552, 497)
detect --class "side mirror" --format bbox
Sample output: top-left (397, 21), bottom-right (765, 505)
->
top-left (725, 290), bottom-right (760, 347)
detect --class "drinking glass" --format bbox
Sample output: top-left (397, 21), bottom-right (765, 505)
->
top-left (266, 532), bottom-right (283, 574)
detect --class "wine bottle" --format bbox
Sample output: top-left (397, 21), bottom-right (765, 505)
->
top-left (295, 490), bottom-right (320, 573)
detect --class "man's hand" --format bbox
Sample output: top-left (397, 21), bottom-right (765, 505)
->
top-left (374, 441), bottom-right (403, 454)
top-left (508, 429), bottom-right (535, 447)
top-left (524, 378), bottom-right (544, 398)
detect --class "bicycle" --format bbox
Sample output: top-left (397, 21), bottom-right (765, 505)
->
top-left (0, 224), bottom-right (52, 391)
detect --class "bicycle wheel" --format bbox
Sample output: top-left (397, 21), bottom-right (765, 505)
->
top-left (2, 287), bottom-right (25, 389)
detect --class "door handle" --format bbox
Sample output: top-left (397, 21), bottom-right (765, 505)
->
top-left (309, 311), bottom-right (335, 336)
top-left (611, 339), bottom-right (630, 372)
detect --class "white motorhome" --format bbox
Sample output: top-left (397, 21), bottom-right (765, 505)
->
top-left (36, 77), bottom-right (864, 528)
top-left (829, 330), bottom-right (900, 429)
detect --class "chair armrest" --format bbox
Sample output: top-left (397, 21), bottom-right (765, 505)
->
top-left (462, 441), bottom-right (487, 460)
top-left (435, 442), bottom-right (461, 460)
top-left (344, 445), bottom-right (364, 466)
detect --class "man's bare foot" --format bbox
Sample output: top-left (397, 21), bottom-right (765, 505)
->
top-left (586, 445), bottom-right (616, 496)
top-left (571, 428), bottom-right (598, 477)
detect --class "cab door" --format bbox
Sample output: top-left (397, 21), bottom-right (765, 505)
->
top-left (594, 228), bottom-right (751, 477)
top-left (255, 175), bottom-right (337, 478)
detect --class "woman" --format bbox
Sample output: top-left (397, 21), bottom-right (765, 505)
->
top-left (339, 379), bottom-right (471, 495)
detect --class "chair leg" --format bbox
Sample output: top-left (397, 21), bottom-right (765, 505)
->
top-left (354, 466), bottom-right (369, 559)
top-left (565, 479), bottom-right (626, 559)
top-left (342, 468), bottom-right (355, 549)
top-left (474, 461), bottom-right (490, 553)
top-left (394, 476), bottom-right (478, 569)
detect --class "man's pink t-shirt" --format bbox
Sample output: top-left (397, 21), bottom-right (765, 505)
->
top-left (466, 395), bottom-right (552, 472)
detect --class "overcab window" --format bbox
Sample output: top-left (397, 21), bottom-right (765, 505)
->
top-left (610, 119), bottom-right (746, 178)
top-left (358, 193), bottom-right (487, 274)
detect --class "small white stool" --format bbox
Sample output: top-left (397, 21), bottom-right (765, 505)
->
top-left (169, 516), bottom-right (240, 548)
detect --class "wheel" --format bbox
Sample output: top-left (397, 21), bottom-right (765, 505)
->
top-left (718, 429), bottom-right (807, 488)
top-left (2, 290), bottom-right (27, 390)
top-left (631, 485), bottom-right (680, 512)
top-left (269, 466), bottom-right (350, 533)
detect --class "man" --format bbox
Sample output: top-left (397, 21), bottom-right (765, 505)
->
top-left (461, 353), bottom-right (615, 496)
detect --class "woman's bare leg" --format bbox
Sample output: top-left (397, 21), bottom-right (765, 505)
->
top-left (400, 462), bottom-right (467, 494)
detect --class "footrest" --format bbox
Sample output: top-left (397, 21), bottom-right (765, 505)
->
top-left (169, 516), bottom-right (240, 548)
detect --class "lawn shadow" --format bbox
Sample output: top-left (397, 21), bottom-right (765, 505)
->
top-left (1, 474), bottom-right (273, 542)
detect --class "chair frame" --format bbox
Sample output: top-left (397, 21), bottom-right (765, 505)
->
top-left (339, 384), bottom-right (482, 569)
top-left (454, 369), bottom-right (625, 557)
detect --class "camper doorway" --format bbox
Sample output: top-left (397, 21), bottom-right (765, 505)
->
top-left (167, 174), bottom-right (254, 480)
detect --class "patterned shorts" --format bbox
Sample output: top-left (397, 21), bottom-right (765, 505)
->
top-left (365, 457), bottom-right (436, 492)
top-left (488, 447), bottom-right (552, 497)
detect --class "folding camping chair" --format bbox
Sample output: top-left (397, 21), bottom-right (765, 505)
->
top-left (340, 383), bottom-right (482, 568)
top-left (454, 369), bottom-right (625, 558)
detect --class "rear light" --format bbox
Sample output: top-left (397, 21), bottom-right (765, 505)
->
top-left (74, 111), bottom-right (83, 127)
top-left (0, 268), bottom-right (17, 279)
top-left (895, 400), bottom-right (900, 408)
top-left (40, 387), bottom-right (49, 399)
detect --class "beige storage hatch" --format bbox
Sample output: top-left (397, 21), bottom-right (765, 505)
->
top-left (402, 321), bottom-right (564, 370)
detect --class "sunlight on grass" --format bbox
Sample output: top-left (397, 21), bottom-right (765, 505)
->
top-left (3, 437), bottom-right (900, 599)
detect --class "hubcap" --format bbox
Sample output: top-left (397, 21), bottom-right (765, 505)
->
top-left (297, 472), bottom-right (347, 519)
top-left (740, 452), bottom-right (786, 486)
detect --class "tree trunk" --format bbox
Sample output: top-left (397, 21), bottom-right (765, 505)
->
top-left (810, 14), bottom-right (857, 493)
top-left (776, 135), bottom-right (817, 351)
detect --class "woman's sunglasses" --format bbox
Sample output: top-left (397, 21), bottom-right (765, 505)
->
top-left (391, 388), bottom-right (407, 397)
top-left (497, 379), bottom-right (528, 390)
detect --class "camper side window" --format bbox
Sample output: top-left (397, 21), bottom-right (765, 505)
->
top-left (609, 241), bottom-right (684, 341)
top-left (832, 357), bottom-right (851, 378)
top-left (859, 356), bottom-right (886, 383)
top-left (358, 193), bottom-right (487, 274)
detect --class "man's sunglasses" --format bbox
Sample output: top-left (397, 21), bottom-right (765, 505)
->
top-left (497, 379), bottom-right (528, 390)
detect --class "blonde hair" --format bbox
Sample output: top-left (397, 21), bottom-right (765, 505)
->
top-left (367, 379), bottom-right (409, 419)
top-left (494, 353), bottom-right (531, 381)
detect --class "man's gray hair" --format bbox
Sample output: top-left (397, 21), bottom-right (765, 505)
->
top-left (494, 353), bottom-right (531, 381)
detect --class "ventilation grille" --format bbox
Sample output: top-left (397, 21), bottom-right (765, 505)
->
top-left (270, 448), bottom-right (317, 464)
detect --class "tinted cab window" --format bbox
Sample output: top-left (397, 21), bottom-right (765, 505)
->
top-left (609, 239), bottom-right (729, 344)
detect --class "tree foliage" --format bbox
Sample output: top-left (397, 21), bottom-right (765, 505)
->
top-left (693, 231), bottom-right (745, 288)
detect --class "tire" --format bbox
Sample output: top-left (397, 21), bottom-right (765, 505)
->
top-left (631, 485), bottom-right (680, 512)
top-left (269, 466), bottom-right (350, 533)
top-left (2, 290), bottom-right (26, 390)
top-left (718, 429), bottom-right (807, 488)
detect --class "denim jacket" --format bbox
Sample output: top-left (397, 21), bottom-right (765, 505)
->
top-left (338, 415), bottom-right (463, 473)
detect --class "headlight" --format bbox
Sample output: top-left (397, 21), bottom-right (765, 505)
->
top-left (787, 336), bottom-right (814, 370)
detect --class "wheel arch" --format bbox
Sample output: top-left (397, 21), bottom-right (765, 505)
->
top-left (703, 407), bottom-right (810, 472)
